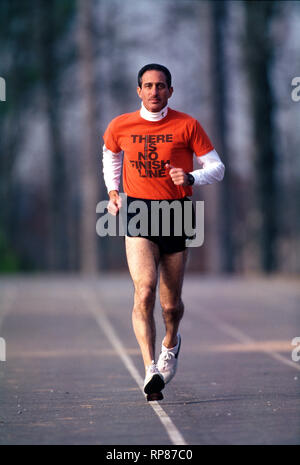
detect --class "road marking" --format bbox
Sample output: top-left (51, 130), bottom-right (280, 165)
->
top-left (81, 288), bottom-right (187, 446)
top-left (198, 308), bottom-right (300, 372)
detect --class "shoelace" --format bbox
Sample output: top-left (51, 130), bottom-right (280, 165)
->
top-left (147, 363), bottom-right (158, 375)
top-left (161, 350), bottom-right (175, 368)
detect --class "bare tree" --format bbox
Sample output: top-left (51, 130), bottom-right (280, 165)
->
top-left (209, 0), bottom-right (235, 273)
top-left (243, 1), bottom-right (279, 272)
top-left (77, 0), bottom-right (101, 273)
top-left (36, 0), bottom-right (69, 270)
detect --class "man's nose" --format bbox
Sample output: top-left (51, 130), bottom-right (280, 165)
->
top-left (151, 85), bottom-right (159, 95)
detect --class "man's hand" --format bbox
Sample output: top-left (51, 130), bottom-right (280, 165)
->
top-left (166, 164), bottom-right (189, 186)
top-left (108, 190), bottom-right (122, 216)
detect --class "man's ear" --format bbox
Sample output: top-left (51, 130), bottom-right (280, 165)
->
top-left (168, 86), bottom-right (174, 98)
top-left (137, 86), bottom-right (142, 99)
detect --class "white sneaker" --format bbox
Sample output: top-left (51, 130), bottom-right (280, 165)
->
top-left (143, 361), bottom-right (165, 395)
top-left (157, 334), bottom-right (181, 384)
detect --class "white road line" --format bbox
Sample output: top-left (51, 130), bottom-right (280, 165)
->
top-left (81, 288), bottom-right (187, 446)
top-left (198, 308), bottom-right (300, 372)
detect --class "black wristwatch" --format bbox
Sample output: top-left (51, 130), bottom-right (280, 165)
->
top-left (187, 173), bottom-right (195, 186)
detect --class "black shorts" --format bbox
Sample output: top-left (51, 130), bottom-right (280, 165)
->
top-left (123, 195), bottom-right (195, 255)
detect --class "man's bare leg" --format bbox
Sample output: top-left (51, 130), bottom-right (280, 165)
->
top-left (159, 249), bottom-right (188, 348)
top-left (125, 236), bottom-right (160, 369)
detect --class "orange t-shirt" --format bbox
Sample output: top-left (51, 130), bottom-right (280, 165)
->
top-left (103, 108), bottom-right (214, 200)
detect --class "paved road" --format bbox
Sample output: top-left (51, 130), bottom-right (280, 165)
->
top-left (0, 273), bottom-right (299, 445)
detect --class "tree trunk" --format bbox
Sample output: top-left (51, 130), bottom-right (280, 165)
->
top-left (77, 0), bottom-right (100, 273)
top-left (244, 1), bottom-right (278, 272)
top-left (209, 0), bottom-right (235, 273)
top-left (37, 0), bottom-right (69, 270)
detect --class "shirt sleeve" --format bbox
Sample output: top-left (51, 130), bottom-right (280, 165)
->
top-left (103, 120), bottom-right (122, 154)
top-left (191, 149), bottom-right (225, 185)
top-left (102, 144), bottom-right (123, 193)
top-left (189, 120), bottom-right (214, 157)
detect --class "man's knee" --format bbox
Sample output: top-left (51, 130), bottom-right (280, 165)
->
top-left (134, 284), bottom-right (156, 310)
top-left (161, 299), bottom-right (184, 319)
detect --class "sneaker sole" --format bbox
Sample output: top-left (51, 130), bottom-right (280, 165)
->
top-left (146, 391), bottom-right (163, 402)
top-left (144, 374), bottom-right (165, 395)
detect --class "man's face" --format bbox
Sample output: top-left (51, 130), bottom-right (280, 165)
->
top-left (137, 70), bottom-right (173, 113)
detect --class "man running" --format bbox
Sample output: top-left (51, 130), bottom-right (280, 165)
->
top-left (102, 63), bottom-right (225, 400)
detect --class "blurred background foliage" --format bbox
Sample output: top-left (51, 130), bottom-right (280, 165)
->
top-left (0, 0), bottom-right (300, 274)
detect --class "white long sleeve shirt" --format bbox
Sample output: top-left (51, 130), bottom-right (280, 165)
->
top-left (102, 104), bottom-right (225, 193)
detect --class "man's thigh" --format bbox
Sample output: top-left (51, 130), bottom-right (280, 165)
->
top-left (159, 249), bottom-right (188, 306)
top-left (125, 236), bottom-right (160, 290)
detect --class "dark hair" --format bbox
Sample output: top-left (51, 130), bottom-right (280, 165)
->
top-left (137, 63), bottom-right (172, 89)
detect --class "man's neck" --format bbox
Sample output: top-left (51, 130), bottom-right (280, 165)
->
top-left (140, 102), bottom-right (168, 122)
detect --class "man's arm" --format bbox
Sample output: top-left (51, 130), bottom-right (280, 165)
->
top-left (102, 144), bottom-right (123, 215)
top-left (166, 149), bottom-right (225, 186)
top-left (102, 144), bottom-right (123, 192)
top-left (190, 149), bottom-right (225, 185)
